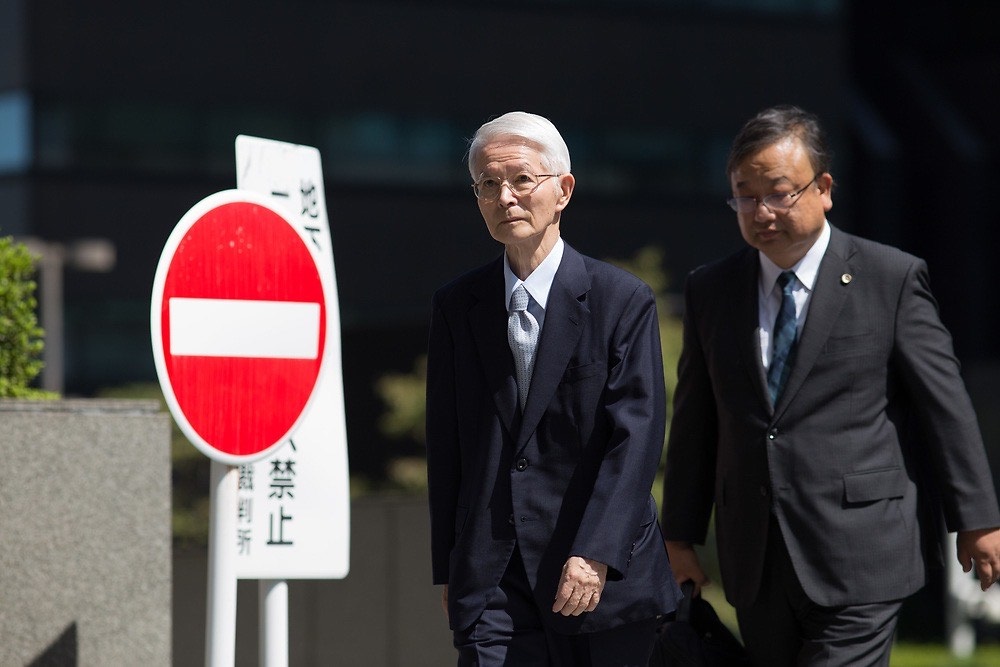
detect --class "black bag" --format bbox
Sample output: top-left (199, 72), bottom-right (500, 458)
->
top-left (648, 581), bottom-right (752, 666)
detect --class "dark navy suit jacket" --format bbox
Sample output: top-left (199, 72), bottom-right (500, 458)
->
top-left (427, 242), bottom-right (680, 634)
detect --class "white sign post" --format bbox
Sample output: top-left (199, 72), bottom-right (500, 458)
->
top-left (151, 137), bottom-right (349, 666)
top-left (945, 531), bottom-right (1000, 657)
top-left (232, 135), bottom-right (350, 580)
top-left (234, 136), bottom-right (351, 667)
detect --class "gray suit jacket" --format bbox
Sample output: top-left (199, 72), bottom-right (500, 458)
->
top-left (662, 225), bottom-right (1000, 608)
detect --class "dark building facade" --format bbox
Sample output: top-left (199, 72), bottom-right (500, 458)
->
top-left (2, 0), bottom-right (998, 480)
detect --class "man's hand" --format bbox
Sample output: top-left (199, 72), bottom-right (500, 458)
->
top-left (440, 584), bottom-right (449, 623)
top-left (552, 556), bottom-right (608, 616)
top-left (665, 541), bottom-right (710, 597)
top-left (957, 527), bottom-right (1000, 591)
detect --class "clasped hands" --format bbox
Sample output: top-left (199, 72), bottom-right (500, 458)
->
top-left (551, 555), bottom-right (608, 616)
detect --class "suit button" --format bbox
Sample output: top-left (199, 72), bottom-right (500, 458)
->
top-left (508, 514), bottom-right (515, 526)
top-left (515, 458), bottom-right (529, 471)
top-left (768, 428), bottom-right (778, 440)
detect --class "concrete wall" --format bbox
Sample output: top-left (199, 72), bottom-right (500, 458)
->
top-left (0, 399), bottom-right (172, 666)
top-left (0, 399), bottom-right (451, 665)
top-left (173, 494), bottom-right (454, 666)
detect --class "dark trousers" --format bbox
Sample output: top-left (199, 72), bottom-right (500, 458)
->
top-left (453, 546), bottom-right (657, 667)
top-left (736, 518), bottom-right (902, 667)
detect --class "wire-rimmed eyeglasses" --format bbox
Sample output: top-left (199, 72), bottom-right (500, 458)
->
top-left (727, 174), bottom-right (820, 213)
top-left (472, 172), bottom-right (561, 203)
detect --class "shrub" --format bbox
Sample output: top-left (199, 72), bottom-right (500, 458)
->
top-left (0, 235), bottom-right (50, 398)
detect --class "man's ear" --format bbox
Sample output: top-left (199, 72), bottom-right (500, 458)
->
top-left (818, 172), bottom-right (834, 212)
top-left (556, 173), bottom-right (576, 211)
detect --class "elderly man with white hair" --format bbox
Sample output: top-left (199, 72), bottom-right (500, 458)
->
top-left (425, 111), bottom-right (681, 666)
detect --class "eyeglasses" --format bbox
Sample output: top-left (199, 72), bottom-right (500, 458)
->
top-left (726, 174), bottom-right (820, 213)
top-left (472, 172), bottom-right (561, 202)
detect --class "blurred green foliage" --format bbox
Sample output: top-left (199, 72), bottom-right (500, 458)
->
top-left (0, 235), bottom-right (54, 398)
top-left (890, 644), bottom-right (1000, 666)
top-left (376, 355), bottom-right (428, 445)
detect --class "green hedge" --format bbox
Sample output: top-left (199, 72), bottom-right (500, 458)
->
top-left (0, 235), bottom-right (50, 398)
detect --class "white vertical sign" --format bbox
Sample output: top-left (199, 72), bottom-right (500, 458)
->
top-left (232, 135), bottom-right (351, 579)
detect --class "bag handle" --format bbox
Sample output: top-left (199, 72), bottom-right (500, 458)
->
top-left (677, 580), bottom-right (695, 623)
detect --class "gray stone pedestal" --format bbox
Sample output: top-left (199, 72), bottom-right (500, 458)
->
top-left (0, 399), bottom-right (172, 666)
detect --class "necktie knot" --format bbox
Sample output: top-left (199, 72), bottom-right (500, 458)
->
top-left (777, 270), bottom-right (796, 293)
top-left (511, 284), bottom-right (529, 312)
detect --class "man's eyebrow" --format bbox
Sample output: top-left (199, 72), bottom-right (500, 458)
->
top-left (733, 175), bottom-right (793, 190)
top-left (478, 164), bottom-right (537, 178)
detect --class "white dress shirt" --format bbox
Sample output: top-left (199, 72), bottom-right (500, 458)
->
top-left (503, 237), bottom-right (565, 332)
top-left (758, 222), bottom-right (831, 369)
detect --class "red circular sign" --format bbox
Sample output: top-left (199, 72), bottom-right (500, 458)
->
top-left (152, 190), bottom-right (326, 463)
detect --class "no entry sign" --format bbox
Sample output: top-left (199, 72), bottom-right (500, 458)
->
top-left (151, 189), bottom-right (327, 464)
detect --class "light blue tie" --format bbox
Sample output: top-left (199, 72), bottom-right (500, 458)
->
top-left (508, 285), bottom-right (539, 409)
top-left (767, 271), bottom-right (798, 404)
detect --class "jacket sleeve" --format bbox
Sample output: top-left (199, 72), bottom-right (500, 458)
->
top-left (570, 282), bottom-right (667, 577)
top-left (892, 259), bottom-right (1000, 531)
top-left (661, 271), bottom-right (718, 544)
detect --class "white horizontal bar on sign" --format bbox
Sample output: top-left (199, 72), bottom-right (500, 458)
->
top-left (169, 298), bottom-right (321, 359)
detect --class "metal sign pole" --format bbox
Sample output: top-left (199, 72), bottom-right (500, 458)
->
top-left (259, 580), bottom-right (289, 666)
top-left (206, 460), bottom-right (240, 666)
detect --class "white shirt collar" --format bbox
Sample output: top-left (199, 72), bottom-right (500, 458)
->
top-left (504, 237), bottom-right (565, 309)
top-left (758, 221), bottom-right (831, 293)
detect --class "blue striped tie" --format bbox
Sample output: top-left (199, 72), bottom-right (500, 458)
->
top-left (767, 271), bottom-right (798, 404)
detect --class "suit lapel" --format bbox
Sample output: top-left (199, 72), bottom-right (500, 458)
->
top-left (516, 245), bottom-right (590, 452)
top-left (468, 257), bottom-right (520, 437)
top-left (733, 250), bottom-right (771, 412)
top-left (774, 226), bottom-right (856, 417)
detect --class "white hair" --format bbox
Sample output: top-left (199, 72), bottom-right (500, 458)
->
top-left (467, 111), bottom-right (572, 179)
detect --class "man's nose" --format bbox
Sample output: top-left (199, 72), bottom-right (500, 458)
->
top-left (497, 182), bottom-right (518, 205)
top-left (754, 200), bottom-right (776, 222)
